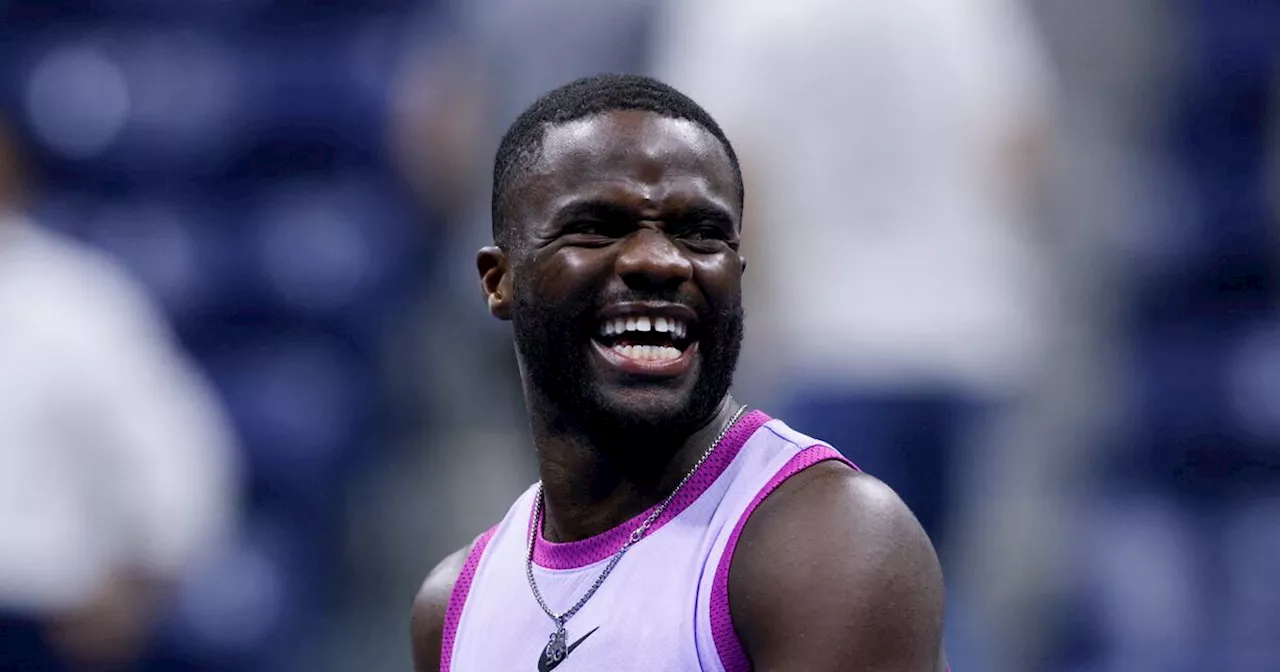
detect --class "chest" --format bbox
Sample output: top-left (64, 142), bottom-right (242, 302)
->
top-left (449, 520), bottom-right (723, 672)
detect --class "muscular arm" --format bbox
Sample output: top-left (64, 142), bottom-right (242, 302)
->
top-left (730, 462), bottom-right (947, 671)
top-left (410, 545), bottom-right (472, 672)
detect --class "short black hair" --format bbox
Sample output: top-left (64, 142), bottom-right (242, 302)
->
top-left (491, 73), bottom-right (743, 250)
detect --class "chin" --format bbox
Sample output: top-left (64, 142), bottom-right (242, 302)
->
top-left (580, 384), bottom-right (712, 438)
top-left (516, 309), bottom-right (742, 439)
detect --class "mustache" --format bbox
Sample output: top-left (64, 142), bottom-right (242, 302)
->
top-left (588, 288), bottom-right (702, 314)
top-left (513, 283), bottom-right (739, 330)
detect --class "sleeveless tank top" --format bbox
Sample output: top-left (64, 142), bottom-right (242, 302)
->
top-left (440, 410), bottom-right (856, 671)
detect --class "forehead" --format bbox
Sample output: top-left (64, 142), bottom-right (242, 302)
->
top-left (519, 110), bottom-right (739, 217)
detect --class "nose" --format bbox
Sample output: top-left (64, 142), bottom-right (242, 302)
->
top-left (615, 228), bottom-right (693, 292)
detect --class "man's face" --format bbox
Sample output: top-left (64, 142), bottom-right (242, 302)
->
top-left (496, 109), bottom-right (745, 437)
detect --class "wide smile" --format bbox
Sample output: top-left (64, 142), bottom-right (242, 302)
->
top-left (589, 304), bottom-right (699, 377)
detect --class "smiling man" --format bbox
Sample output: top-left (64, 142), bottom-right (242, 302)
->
top-left (411, 74), bottom-right (947, 672)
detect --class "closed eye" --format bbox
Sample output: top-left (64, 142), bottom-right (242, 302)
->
top-left (684, 225), bottom-right (726, 241)
top-left (563, 218), bottom-right (634, 243)
top-left (556, 200), bottom-right (635, 237)
top-left (678, 221), bottom-right (736, 252)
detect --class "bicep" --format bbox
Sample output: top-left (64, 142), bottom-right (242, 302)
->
top-left (731, 465), bottom-right (946, 671)
top-left (410, 545), bottom-right (471, 672)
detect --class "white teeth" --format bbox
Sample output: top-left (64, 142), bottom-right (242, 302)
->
top-left (611, 344), bottom-right (681, 361)
top-left (598, 316), bottom-right (689, 339)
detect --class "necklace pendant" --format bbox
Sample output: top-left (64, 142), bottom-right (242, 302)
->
top-left (543, 625), bottom-right (568, 666)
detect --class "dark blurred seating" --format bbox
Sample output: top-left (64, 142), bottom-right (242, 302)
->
top-left (0, 2), bottom-right (437, 670)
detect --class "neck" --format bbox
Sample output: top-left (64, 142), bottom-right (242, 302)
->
top-left (530, 395), bottom-right (741, 543)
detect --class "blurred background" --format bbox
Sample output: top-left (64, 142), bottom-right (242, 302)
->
top-left (0, 1), bottom-right (1276, 671)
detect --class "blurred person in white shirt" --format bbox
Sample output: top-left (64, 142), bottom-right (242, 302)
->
top-left (655, 0), bottom-right (1054, 532)
top-left (0, 123), bottom-right (240, 671)
top-left (654, 0), bottom-right (1057, 668)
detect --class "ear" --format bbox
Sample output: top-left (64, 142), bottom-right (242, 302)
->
top-left (477, 246), bottom-right (514, 320)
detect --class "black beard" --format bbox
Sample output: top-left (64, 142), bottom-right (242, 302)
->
top-left (512, 286), bottom-right (744, 445)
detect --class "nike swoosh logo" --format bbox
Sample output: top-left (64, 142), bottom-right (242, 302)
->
top-left (537, 626), bottom-right (599, 672)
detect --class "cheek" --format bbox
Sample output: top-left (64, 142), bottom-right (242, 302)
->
top-left (527, 248), bottom-right (608, 299)
top-left (692, 254), bottom-right (744, 300)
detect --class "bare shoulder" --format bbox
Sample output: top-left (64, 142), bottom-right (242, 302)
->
top-left (730, 460), bottom-right (947, 671)
top-left (410, 544), bottom-right (473, 672)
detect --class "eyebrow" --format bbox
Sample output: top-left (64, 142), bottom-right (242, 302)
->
top-left (675, 204), bottom-right (735, 229)
top-left (551, 199), bottom-right (736, 228)
top-left (551, 199), bottom-right (637, 224)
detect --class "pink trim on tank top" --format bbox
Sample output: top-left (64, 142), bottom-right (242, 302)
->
top-left (711, 444), bottom-right (855, 672)
top-left (440, 525), bottom-right (498, 672)
top-left (530, 410), bottom-right (771, 570)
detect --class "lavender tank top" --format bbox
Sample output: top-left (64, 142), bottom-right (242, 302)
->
top-left (440, 411), bottom-right (855, 671)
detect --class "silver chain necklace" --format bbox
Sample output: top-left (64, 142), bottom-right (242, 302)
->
top-left (526, 404), bottom-right (748, 669)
